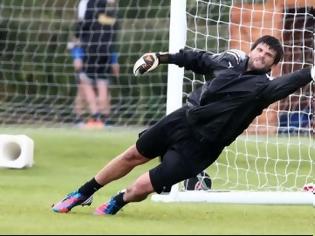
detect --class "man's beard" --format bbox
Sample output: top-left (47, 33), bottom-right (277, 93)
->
top-left (247, 60), bottom-right (271, 74)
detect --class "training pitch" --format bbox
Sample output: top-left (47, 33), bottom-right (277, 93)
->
top-left (0, 128), bottom-right (313, 235)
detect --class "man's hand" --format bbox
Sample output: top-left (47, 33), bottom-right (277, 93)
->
top-left (133, 53), bottom-right (159, 76)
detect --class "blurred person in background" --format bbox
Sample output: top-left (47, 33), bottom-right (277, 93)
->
top-left (68, 36), bottom-right (119, 128)
top-left (70, 0), bottom-right (120, 128)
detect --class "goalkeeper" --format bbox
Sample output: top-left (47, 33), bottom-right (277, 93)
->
top-left (52, 35), bottom-right (315, 215)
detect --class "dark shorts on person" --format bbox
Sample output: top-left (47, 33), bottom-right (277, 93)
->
top-left (83, 45), bottom-right (111, 81)
top-left (136, 106), bottom-right (224, 194)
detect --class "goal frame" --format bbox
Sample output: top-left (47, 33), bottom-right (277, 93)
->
top-left (153, 0), bottom-right (314, 206)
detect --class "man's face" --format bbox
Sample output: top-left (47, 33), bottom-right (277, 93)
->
top-left (247, 43), bottom-right (277, 72)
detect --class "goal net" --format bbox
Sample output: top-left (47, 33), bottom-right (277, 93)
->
top-left (152, 0), bottom-right (314, 205)
top-left (0, 0), bottom-right (171, 127)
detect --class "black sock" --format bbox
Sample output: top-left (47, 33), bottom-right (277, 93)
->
top-left (113, 191), bottom-right (128, 207)
top-left (74, 115), bottom-right (84, 124)
top-left (78, 178), bottom-right (103, 197)
top-left (100, 113), bottom-right (109, 120)
top-left (91, 113), bottom-right (101, 121)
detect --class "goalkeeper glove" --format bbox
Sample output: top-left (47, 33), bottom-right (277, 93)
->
top-left (311, 65), bottom-right (315, 82)
top-left (133, 52), bottom-right (160, 76)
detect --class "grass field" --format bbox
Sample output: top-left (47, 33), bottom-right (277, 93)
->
top-left (0, 128), bottom-right (313, 235)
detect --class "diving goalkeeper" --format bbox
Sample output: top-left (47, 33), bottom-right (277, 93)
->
top-left (52, 35), bottom-right (315, 215)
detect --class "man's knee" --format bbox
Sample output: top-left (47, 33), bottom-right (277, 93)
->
top-left (122, 145), bottom-right (149, 165)
top-left (125, 172), bottom-right (154, 202)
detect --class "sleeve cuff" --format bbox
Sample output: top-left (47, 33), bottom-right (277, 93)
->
top-left (157, 52), bottom-right (170, 64)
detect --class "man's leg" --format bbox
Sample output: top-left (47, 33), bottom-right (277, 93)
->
top-left (73, 81), bottom-right (86, 127)
top-left (94, 149), bottom-right (191, 215)
top-left (52, 145), bottom-right (151, 213)
top-left (94, 171), bottom-right (154, 215)
top-left (79, 73), bottom-right (98, 115)
top-left (94, 145), bottom-right (150, 185)
top-left (95, 79), bottom-right (110, 123)
top-left (79, 73), bottom-right (103, 128)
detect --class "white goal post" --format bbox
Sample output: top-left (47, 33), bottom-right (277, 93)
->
top-left (154, 0), bottom-right (315, 205)
top-left (166, 0), bottom-right (186, 115)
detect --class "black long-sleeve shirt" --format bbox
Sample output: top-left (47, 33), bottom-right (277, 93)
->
top-left (168, 49), bottom-right (313, 146)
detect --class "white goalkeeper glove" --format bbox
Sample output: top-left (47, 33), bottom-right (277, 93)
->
top-left (311, 65), bottom-right (315, 82)
top-left (133, 52), bottom-right (159, 76)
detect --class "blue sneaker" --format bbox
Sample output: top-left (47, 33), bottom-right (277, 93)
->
top-left (52, 191), bottom-right (93, 213)
top-left (94, 198), bottom-right (123, 215)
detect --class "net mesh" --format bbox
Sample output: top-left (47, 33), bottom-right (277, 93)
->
top-left (183, 0), bottom-right (314, 191)
top-left (0, 0), bottom-right (170, 127)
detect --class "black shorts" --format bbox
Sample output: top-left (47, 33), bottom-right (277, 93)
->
top-left (136, 106), bottom-right (224, 193)
top-left (83, 45), bottom-right (111, 81)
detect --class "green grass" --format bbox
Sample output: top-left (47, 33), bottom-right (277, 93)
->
top-left (0, 128), bottom-right (313, 235)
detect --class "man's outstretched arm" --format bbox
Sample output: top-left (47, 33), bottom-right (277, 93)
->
top-left (133, 49), bottom-right (221, 76)
top-left (262, 66), bottom-right (314, 104)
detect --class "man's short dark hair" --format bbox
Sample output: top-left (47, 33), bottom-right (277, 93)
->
top-left (251, 35), bottom-right (284, 65)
